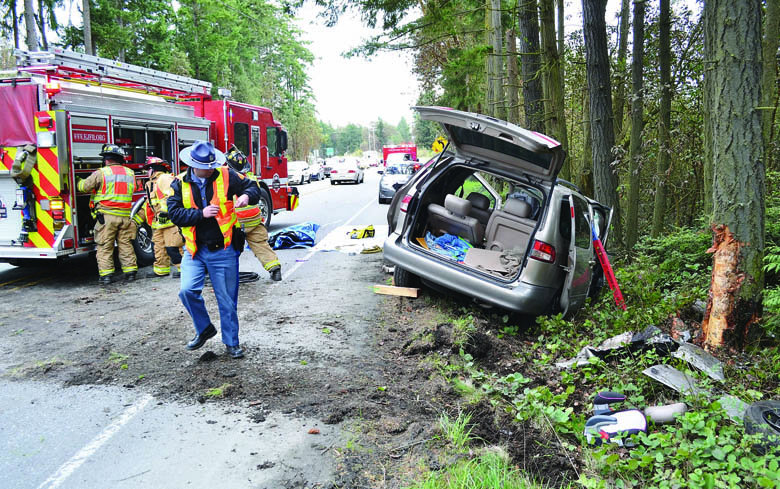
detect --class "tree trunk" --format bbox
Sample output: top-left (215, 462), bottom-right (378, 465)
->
top-left (651, 0), bottom-right (672, 238)
top-left (702, 2), bottom-right (715, 215)
top-left (486, 0), bottom-right (504, 119)
top-left (518, 0), bottom-right (544, 132)
top-left (540, 0), bottom-right (569, 177)
top-left (557, 0), bottom-right (564, 81)
top-left (11, 0), bottom-right (20, 49)
top-left (701, 0), bottom-right (764, 351)
top-left (83, 0), bottom-right (93, 55)
top-left (762, 0), bottom-right (779, 171)
top-left (506, 27), bottom-right (520, 125)
top-left (625, 0), bottom-right (645, 251)
top-left (580, 87), bottom-right (594, 196)
top-left (612, 0), bottom-right (630, 139)
top-left (583, 0), bottom-right (622, 247)
top-left (23, 0), bottom-right (37, 50)
top-left (35, 0), bottom-right (47, 50)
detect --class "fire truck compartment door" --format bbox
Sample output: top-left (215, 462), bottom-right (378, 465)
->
top-left (0, 177), bottom-right (23, 245)
top-left (0, 85), bottom-right (38, 147)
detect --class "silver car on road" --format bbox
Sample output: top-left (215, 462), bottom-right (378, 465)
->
top-left (384, 106), bottom-right (612, 317)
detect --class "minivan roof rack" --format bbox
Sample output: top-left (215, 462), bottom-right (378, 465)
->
top-left (555, 178), bottom-right (581, 193)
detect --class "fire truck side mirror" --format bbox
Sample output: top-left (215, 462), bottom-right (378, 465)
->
top-left (277, 129), bottom-right (288, 154)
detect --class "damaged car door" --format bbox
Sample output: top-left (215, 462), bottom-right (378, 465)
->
top-left (559, 193), bottom-right (595, 316)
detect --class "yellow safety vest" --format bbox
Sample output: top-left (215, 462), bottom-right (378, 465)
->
top-left (180, 167), bottom-right (236, 255)
top-left (234, 173), bottom-right (263, 227)
top-left (88, 165), bottom-right (136, 217)
top-left (146, 172), bottom-right (176, 230)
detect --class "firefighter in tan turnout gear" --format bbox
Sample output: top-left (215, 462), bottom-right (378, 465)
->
top-left (135, 157), bottom-right (184, 278)
top-left (77, 143), bottom-right (139, 285)
top-left (225, 148), bottom-right (282, 281)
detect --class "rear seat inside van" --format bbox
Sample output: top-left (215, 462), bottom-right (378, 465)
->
top-left (484, 198), bottom-right (536, 252)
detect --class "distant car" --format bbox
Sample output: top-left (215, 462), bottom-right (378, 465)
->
top-left (309, 162), bottom-right (325, 181)
top-left (378, 163), bottom-right (415, 204)
top-left (330, 157), bottom-right (365, 185)
top-left (384, 106), bottom-right (613, 318)
top-left (324, 157), bottom-right (340, 178)
top-left (288, 160), bottom-right (311, 184)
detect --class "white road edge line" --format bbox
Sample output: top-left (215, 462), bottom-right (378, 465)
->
top-left (37, 394), bottom-right (153, 489)
top-left (285, 197), bottom-right (376, 280)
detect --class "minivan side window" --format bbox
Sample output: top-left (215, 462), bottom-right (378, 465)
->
top-left (456, 175), bottom-right (495, 209)
top-left (572, 195), bottom-right (591, 249)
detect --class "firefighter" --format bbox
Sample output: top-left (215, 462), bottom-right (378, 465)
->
top-left (77, 143), bottom-right (138, 285)
top-left (136, 157), bottom-right (184, 278)
top-left (225, 148), bottom-right (282, 281)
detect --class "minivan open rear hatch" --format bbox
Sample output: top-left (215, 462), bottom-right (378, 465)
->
top-left (413, 106), bottom-right (565, 182)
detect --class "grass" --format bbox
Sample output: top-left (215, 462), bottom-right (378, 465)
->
top-left (205, 383), bottom-right (232, 398)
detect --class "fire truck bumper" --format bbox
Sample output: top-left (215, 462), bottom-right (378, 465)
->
top-left (0, 225), bottom-right (78, 260)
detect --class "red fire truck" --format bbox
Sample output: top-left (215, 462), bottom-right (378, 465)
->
top-left (0, 48), bottom-right (297, 266)
top-left (382, 143), bottom-right (417, 167)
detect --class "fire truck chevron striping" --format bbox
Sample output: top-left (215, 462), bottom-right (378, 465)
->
top-left (0, 48), bottom-right (298, 266)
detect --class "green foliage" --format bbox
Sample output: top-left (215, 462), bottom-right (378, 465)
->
top-left (438, 411), bottom-right (474, 451)
top-left (582, 404), bottom-right (780, 488)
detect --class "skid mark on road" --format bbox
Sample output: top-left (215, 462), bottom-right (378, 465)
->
top-left (36, 395), bottom-right (152, 489)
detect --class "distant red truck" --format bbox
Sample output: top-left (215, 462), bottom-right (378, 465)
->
top-left (382, 144), bottom-right (417, 166)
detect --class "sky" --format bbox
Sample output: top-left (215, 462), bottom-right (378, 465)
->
top-left (292, 8), bottom-right (419, 129)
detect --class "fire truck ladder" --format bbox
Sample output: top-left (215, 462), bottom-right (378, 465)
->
top-left (15, 48), bottom-right (212, 99)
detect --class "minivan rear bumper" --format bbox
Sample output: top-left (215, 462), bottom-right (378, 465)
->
top-left (384, 233), bottom-right (557, 315)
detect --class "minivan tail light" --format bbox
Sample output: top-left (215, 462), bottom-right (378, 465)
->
top-left (530, 240), bottom-right (555, 263)
top-left (400, 195), bottom-right (412, 213)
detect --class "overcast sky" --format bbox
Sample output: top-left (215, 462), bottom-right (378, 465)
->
top-left (293, 8), bottom-right (419, 129)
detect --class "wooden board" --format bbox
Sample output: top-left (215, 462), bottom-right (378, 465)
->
top-left (373, 284), bottom-right (419, 298)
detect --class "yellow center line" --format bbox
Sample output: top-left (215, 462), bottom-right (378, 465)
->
top-left (0, 275), bottom-right (35, 287)
top-left (8, 276), bottom-right (53, 291)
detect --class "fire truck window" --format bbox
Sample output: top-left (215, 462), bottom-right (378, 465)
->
top-left (266, 126), bottom-right (278, 157)
top-left (234, 122), bottom-right (250, 157)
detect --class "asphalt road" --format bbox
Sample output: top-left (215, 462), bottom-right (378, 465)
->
top-left (0, 167), bottom-right (393, 489)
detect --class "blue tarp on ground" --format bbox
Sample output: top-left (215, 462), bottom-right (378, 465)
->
top-left (425, 232), bottom-right (473, 262)
top-left (268, 222), bottom-right (321, 249)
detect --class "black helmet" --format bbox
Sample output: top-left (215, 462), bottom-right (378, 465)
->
top-left (225, 147), bottom-right (249, 173)
top-left (100, 143), bottom-right (125, 162)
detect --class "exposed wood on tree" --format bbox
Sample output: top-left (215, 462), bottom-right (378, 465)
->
top-left (652, 0), bottom-right (672, 237)
top-left (625, 0), bottom-right (645, 251)
top-left (579, 87), bottom-right (594, 196)
top-left (517, 0), bottom-right (544, 132)
top-left (583, 0), bottom-right (623, 248)
top-left (701, 0), bottom-right (764, 351)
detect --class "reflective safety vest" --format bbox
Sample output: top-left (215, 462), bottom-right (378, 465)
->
top-left (88, 165), bottom-right (136, 217)
top-left (146, 172), bottom-right (176, 229)
top-left (234, 173), bottom-right (263, 228)
top-left (180, 166), bottom-right (237, 255)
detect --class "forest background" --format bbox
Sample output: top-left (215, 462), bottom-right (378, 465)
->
top-left (2, 0), bottom-right (779, 353)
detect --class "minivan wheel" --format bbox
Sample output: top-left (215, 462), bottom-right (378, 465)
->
top-left (393, 266), bottom-right (420, 288)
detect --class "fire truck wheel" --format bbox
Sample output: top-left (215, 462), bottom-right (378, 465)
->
top-left (259, 188), bottom-right (273, 227)
top-left (132, 224), bottom-right (156, 267)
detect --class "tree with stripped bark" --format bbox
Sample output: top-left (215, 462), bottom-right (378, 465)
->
top-left (701, 0), bottom-right (764, 351)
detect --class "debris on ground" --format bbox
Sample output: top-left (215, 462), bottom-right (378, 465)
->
top-left (373, 284), bottom-right (418, 298)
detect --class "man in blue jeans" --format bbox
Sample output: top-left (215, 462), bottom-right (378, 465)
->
top-left (168, 141), bottom-right (259, 359)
